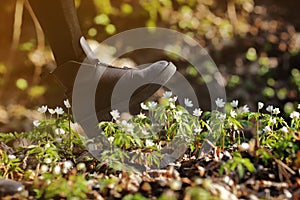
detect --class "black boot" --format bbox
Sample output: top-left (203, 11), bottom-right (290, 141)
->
top-left (53, 37), bottom-right (177, 121)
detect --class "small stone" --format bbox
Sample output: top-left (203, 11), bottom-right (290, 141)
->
top-left (0, 178), bottom-right (24, 196)
top-left (141, 182), bottom-right (152, 192)
top-left (239, 142), bottom-right (250, 151)
top-left (169, 180), bottom-right (182, 191)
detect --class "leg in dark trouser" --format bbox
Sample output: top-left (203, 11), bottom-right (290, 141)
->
top-left (28, 0), bottom-right (84, 66)
top-left (28, 0), bottom-right (177, 122)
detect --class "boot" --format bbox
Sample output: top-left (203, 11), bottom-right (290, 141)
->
top-left (52, 37), bottom-right (177, 122)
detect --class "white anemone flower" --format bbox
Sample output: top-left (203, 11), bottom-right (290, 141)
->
top-left (33, 120), bottom-right (40, 127)
top-left (48, 108), bottom-right (55, 115)
top-left (242, 105), bottom-right (250, 113)
top-left (215, 98), bottom-right (225, 108)
top-left (184, 98), bottom-right (193, 107)
top-left (63, 99), bottom-right (71, 108)
top-left (193, 108), bottom-right (202, 117)
top-left (230, 100), bottom-right (238, 107)
top-left (290, 111), bottom-right (300, 119)
top-left (263, 125), bottom-right (272, 133)
top-left (218, 113), bottom-right (226, 120)
top-left (148, 101), bottom-right (157, 109)
top-left (258, 102), bottom-right (264, 110)
top-left (38, 105), bottom-right (48, 114)
top-left (281, 126), bottom-right (289, 133)
top-left (266, 105), bottom-right (273, 113)
top-left (170, 102), bottom-right (176, 109)
top-left (121, 120), bottom-right (134, 133)
top-left (270, 117), bottom-right (276, 124)
top-left (194, 127), bottom-right (202, 133)
top-left (230, 110), bottom-right (237, 118)
top-left (140, 102), bottom-right (149, 110)
top-left (169, 96), bottom-right (178, 103)
top-left (162, 91), bottom-right (172, 98)
top-left (272, 107), bottom-right (280, 115)
top-left (108, 136), bottom-right (114, 143)
top-left (55, 107), bottom-right (64, 115)
top-left (137, 113), bottom-right (146, 119)
top-left (110, 109), bottom-right (120, 120)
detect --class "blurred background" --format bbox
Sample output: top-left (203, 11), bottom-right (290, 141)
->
top-left (1, 0), bottom-right (300, 132)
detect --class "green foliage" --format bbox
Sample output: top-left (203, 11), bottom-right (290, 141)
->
top-left (220, 151), bottom-right (255, 179)
top-left (123, 193), bottom-right (150, 200)
top-left (1, 96), bottom-right (300, 198)
top-left (34, 173), bottom-right (89, 199)
top-left (0, 150), bottom-right (23, 179)
top-left (185, 186), bottom-right (220, 200)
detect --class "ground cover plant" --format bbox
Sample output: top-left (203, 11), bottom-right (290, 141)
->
top-left (0, 93), bottom-right (299, 199)
top-left (2, 0), bottom-right (300, 199)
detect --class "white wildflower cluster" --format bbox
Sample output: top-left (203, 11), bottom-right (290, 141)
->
top-left (55, 128), bottom-right (65, 135)
top-left (266, 105), bottom-right (280, 115)
top-left (37, 105), bottom-right (47, 114)
top-left (48, 161), bottom-right (78, 175)
top-left (121, 120), bottom-right (134, 133)
top-left (145, 139), bottom-right (155, 147)
top-left (8, 154), bottom-right (16, 160)
top-left (289, 103), bottom-right (300, 119)
top-left (140, 101), bottom-right (158, 110)
top-left (35, 99), bottom-right (71, 127)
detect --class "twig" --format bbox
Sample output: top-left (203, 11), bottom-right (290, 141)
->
top-left (0, 0), bottom-right (25, 99)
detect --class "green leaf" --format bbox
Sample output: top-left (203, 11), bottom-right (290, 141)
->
top-left (237, 163), bottom-right (245, 178)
